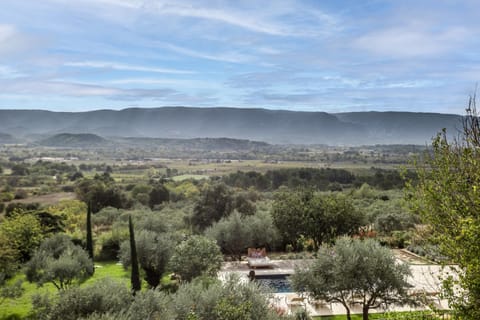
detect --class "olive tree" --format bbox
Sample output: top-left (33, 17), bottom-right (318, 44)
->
top-left (191, 183), bottom-right (234, 230)
top-left (169, 235), bottom-right (223, 282)
top-left (272, 189), bottom-right (364, 250)
top-left (25, 234), bottom-right (94, 290)
top-left (291, 238), bottom-right (411, 320)
top-left (31, 278), bottom-right (132, 320)
top-left (172, 274), bottom-right (287, 320)
top-left (119, 230), bottom-right (174, 288)
top-left (206, 210), bottom-right (279, 260)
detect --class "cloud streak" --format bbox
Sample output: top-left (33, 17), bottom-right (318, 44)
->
top-left (64, 61), bottom-right (195, 74)
top-left (0, 0), bottom-right (479, 114)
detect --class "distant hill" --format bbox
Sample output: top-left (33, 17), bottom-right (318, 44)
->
top-left (116, 137), bottom-right (271, 151)
top-left (38, 133), bottom-right (107, 148)
top-left (0, 132), bottom-right (16, 144)
top-left (0, 107), bottom-right (464, 145)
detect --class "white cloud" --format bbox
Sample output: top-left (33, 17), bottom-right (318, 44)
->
top-left (0, 65), bottom-right (25, 78)
top-left (108, 77), bottom-right (218, 89)
top-left (0, 24), bottom-right (39, 58)
top-left (354, 26), bottom-right (469, 58)
top-left (47, 0), bottom-right (337, 37)
top-left (154, 3), bottom-right (290, 36)
top-left (64, 61), bottom-right (195, 74)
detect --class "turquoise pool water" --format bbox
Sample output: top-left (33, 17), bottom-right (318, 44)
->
top-left (255, 274), bottom-right (292, 293)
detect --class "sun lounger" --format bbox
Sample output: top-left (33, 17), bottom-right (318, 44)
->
top-left (247, 256), bottom-right (273, 268)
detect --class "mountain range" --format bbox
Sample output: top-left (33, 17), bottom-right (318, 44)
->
top-left (0, 107), bottom-right (464, 145)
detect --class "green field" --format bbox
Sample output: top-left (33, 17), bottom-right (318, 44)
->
top-left (171, 174), bottom-right (209, 181)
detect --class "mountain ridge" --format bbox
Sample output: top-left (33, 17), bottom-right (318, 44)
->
top-left (0, 107), bottom-right (464, 145)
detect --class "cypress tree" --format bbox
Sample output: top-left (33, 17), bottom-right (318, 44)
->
top-left (129, 215), bottom-right (141, 294)
top-left (86, 202), bottom-right (94, 260)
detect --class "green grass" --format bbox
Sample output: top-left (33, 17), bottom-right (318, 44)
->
top-left (0, 261), bottom-right (129, 320)
top-left (313, 311), bottom-right (448, 320)
top-left (315, 314), bottom-right (393, 320)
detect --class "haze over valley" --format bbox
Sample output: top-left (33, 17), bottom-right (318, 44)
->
top-left (0, 107), bottom-right (463, 145)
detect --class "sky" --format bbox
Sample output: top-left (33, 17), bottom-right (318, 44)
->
top-left (0, 0), bottom-right (479, 114)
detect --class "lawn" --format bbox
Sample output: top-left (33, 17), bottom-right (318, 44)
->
top-left (0, 261), bottom-right (129, 320)
top-left (313, 311), bottom-right (448, 320)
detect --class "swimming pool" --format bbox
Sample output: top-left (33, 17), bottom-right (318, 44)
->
top-left (255, 274), bottom-right (292, 293)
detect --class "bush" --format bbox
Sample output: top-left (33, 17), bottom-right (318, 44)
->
top-left (13, 189), bottom-right (28, 199)
top-left (173, 275), bottom-right (284, 320)
top-left (25, 234), bottom-right (94, 290)
top-left (169, 236), bottom-right (223, 282)
top-left (31, 278), bottom-right (132, 320)
top-left (5, 202), bottom-right (40, 217)
top-left (126, 289), bottom-right (173, 320)
top-left (97, 230), bottom-right (128, 261)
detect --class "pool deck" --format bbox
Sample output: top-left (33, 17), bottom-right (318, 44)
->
top-left (219, 256), bottom-right (455, 317)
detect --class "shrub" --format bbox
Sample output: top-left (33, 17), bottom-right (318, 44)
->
top-left (31, 278), bottom-right (132, 320)
top-left (97, 230), bottom-right (128, 261)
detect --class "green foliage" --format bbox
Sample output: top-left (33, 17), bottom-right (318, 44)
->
top-left (48, 200), bottom-right (87, 234)
top-left (0, 280), bottom-right (23, 306)
top-left (0, 213), bottom-right (44, 262)
top-left (0, 232), bottom-right (19, 280)
top-left (205, 211), bottom-right (252, 260)
top-left (75, 177), bottom-right (127, 213)
top-left (206, 210), bottom-right (279, 260)
top-left (291, 238), bottom-right (411, 320)
top-left (35, 211), bottom-right (66, 234)
top-left (169, 235), bottom-right (223, 282)
top-left (97, 229), bottom-right (128, 261)
top-left (128, 215), bottom-right (141, 294)
top-left (223, 168), bottom-right (355, 191)
top-left (172, 274), bottom-right (285, 320)
top-left (148, 183), bottom-right (169, 209)
top-left (31, 278), bottom-right (132, 320)
top-left (408, 104), bottom-right (480, 319)
top-left (119, 230), bottom-right (174, 288)
top-left (86, 202), bottom-right (94, 261)
top-left (375, 212), bottom-right (416, 235)
top-left (192, 183), bottom-right (234, 230)
top-left (25, 234), bottom-right (94, 290)
top-left (10, 164), bottom-right (29, 176)
top-left (5, 202), bottom-right (40, 217)
top-left (130, 184), bottom-right (152, 206)
top-left (233, 192), bottom-right (257, 215)
top-left (272, 189), bottom-right (364, 250)
top-left (126, 289), bottom-right (173, 320)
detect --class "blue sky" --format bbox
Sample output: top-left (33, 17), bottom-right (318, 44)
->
top-left (0, 0), bottom-right (478, 114)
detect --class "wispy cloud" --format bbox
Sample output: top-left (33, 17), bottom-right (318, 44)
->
top-left (0, 24), bottom-right (41, 58)
top-left (108, 77), bottom-right (218, 89)
top-left (0, 65), bottom-right (26, 79)
top-left (0, 0), bottom-right (479, 114)
top-left (158, 43), bottom-right (252, 64)
top-left (354, 26), bottom-right (469, 58)
top-left (64, 61), bottom-right (195, 74)
top-left (153, 3), bottom-right (292, 36)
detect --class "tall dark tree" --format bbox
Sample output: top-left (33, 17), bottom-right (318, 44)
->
top-left (119, 231), bottom-right (173, 288)
top-left (148, 183), bottom-right (169, 209)
top-left (85, 202), bottom-right (94, 270)
top-left (129, 215), bottom-right (141, 294)
top-left (272, 189), bottom-right (364, 250)
top-left (191, 183), bottom-right (234, 230)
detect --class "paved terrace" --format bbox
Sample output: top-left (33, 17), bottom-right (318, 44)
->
top-left (219, 251), bottom-right (456, 317)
